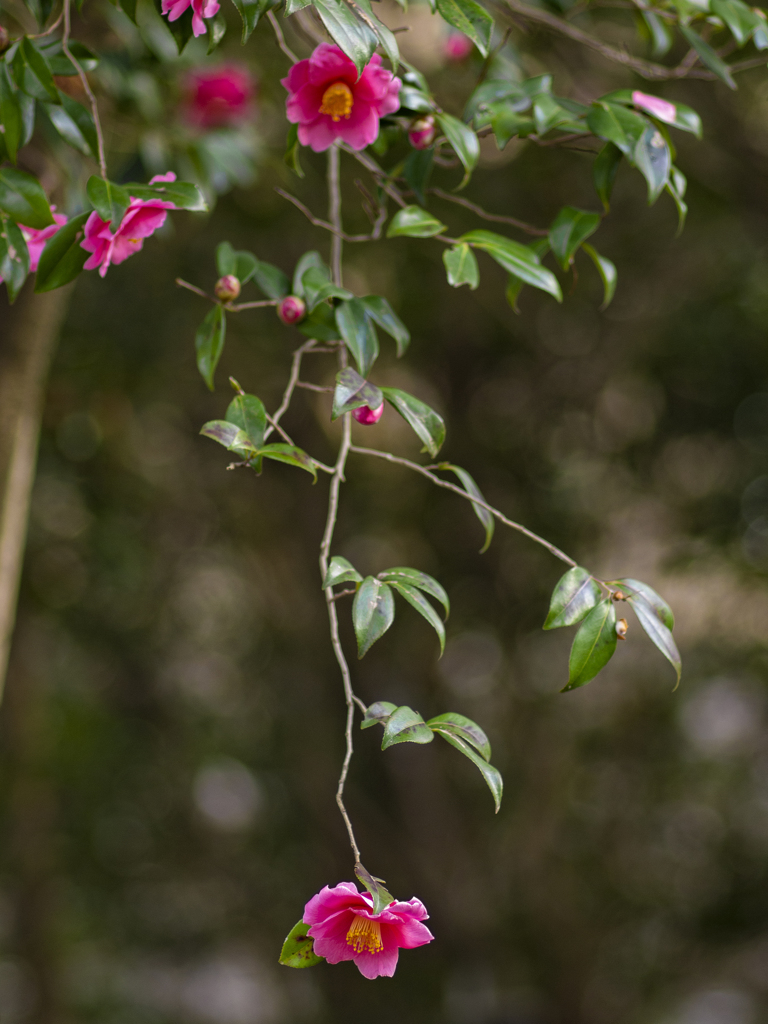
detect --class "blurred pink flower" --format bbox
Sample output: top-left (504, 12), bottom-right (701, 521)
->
top-left (303, 881), bottom-right (433, 979)
top-left (184, 65), bottom-right (255, 128)
top-left (632, 90), bottom-right (676, 125)
top-left (444, 32), bottom-right (473, 62)
top-left (0, 207), bottom-right (67, 283)
top-left (161, 0), bottom-right (219, 38)
top-left (282, 44), bottom-right (400, 152)
top-left (81, 173), bottom-right (177, 279)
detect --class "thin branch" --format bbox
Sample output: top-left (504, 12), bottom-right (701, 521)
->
top-left (30, 7), bottom-right (64, 37)
top-left (427, 187), bottom-right (548, 236)
top-left (275, 188), bottom-right (383, 242)
top-left (330, 587), bottom-right (357, 601)
top-left (227, 299), bottom-right (279, 311)
top-left (328, 143), bottom-right (343, 285)
top-left (296, 380), bottom-right (334, 392)
top-left (62, 0), bottom-right (106, 178)
top-left (349, 446), bottom-right (577, 567)
top-left (263, 339), bottom-right (317, 443)
top-left (267, 9), bottom-right (298, 63)
top-left (176, 278), bottom-right (213, 301)
top-left (265, 411), bottom-right (299, 447)
top-left (341, 144), bottom-right (410, 210)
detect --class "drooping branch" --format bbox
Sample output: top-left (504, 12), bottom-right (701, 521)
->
top-left (62, 0), bottom-right (107, 178)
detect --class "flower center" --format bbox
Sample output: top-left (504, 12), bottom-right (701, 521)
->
top-left (320, 81), bottom-right (354, 122)
top-left (346, 914), bottom-right (383, 954)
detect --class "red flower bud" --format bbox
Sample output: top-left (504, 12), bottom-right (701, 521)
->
top-left (408, 116), bottom-right (435, 150)
top-left (352, 402), bottom-right (384, 425)
top-left (277, 295), bottom-right (306, 325)
top-left (214, 275), bottom-right (241, 302)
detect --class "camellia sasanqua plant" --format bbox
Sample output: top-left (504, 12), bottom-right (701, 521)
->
top-left (1, 0), bottom-right (763, 982)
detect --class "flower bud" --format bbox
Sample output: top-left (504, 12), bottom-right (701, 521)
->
top-left (616, 618), bottom-right (628, 640)
top-left (408, 116), bottom-right (435, 150)
top-left (277, 295), bottom-right (306, 325)
top-left (214, 274), bottom-right (241, 302)
top-left (444, 32), bottom-right (473, 62)
top-left (612, 589), bottom-right (626, 602)
top-left (352, 402), bottom-right (384, 425)
top-left (0, 26), bottom-right (10, 53)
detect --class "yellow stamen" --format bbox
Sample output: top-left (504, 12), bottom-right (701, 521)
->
top-left (346, 914), bottom-right (383, 954)
top-left (320, 81), bottom-right (354, 122)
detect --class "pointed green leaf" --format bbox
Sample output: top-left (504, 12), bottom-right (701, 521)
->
top-left (122, 179), bottom-right (207, 211)
top-left (279, 919), bottom-right (324, 968)
top-left (380, 386), bottom-right (445, 457)
top-left (332, 367), bottom-right (382, 420)
top-left (336, 298), bottom-right (379, 376)
top-left (34, 211), bottom-right (89, 292)
top-left (285, 123), bottom-right (305, 179)
top-left (231, 0), bottom-right (275, 41)
top-left (216, 240), bottom-right (237, 276)
top-left (544, 566), bottom-right (601, 630)
top-left (443, 243), bottom-right (479, 289)
top-left (0, 215), bottom-right (29, 303)
top-left (323, 555), bottom-right (364, 589)
top-left (666, 165), bottom-right (688, 235)
top-left (45, 93), bottom-right (98, 157)
top-left (86, 176), bottom-right (131, 229)
top-left (387, 580), bottom-right (445, 654)
top-left (387, 205), bottom-right (446, 238)
top-left (587, 101), bottom-right (648, 157)
top-left (0, 167), bottom-right (53, 229)
top-left (225, 393), bottom-right (266, 448)
top-left (361, 296), bottom-right (410, 357)
top-left (593, 142), bottom-right (622, 212)
top-left (436, 112), bottom-right (479, 189)
top-left (634, 126), bottom-right (670, 204)
top-left (563, 599), bottom-right (617, 691)
top-left (259, 444), bottom-right (317, 482)
top-left (352, 576), bottom-right (395, 657)
top-left (293, 251), bottom-right (329, 298)
top-left (443, 464), bottom-right (494, 552)
top-left (200, 420), bottom-right (255, 453)
top-left (426, 712), bottom-right (490, 761)
top-left (435, 0), bottom-right (493, 56)
top-left (581, 243), bottom-right (617, 310)
top-left (349, 0), bottom-right (399, 68)
top-left (361, 701), bottom-right (397, 729)
top-left (354, 863), bottom-right (395, 915)
top-left (195, 305), bottom-right (226, 391)
top-left (679, 23), bottom-right (736, 89)
top-left (252, 260), bottom-right (289, 300)
top-left (311, 0), bottom-right (377, 74)
top-left (0, 65), bottom-right (22, 163)
top-left (628, 594), bottom-right (681, 686)
top-left (609, 578), bottom-right (674, 629)
top-left (548, 206), bottom-right (601, 271)
top-left (434, 729), bottom-right (502, 811)
top-left (18, 38), bottom-right (59, 103)
top-left (460, 229), bottom-right (561, 301)
top-left (640, 9), bottom-right (673, 56)
top-left (381, 705), bottom-right (434, 748)
top-left (378, 567), bottom-right (449, 617)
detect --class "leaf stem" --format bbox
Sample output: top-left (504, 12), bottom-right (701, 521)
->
top-left (62, 0), bottom-right (107, 179)
top-left (350, 445), bottom-right (578, 567)
top-left (267, 9), bottom-right (298, 62)
top-left (328, 143), bottom-right (343, 286)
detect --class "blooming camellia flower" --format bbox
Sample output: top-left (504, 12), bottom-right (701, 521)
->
top-left (81, 173), bottom-right (178, 279)
top-left (303, 881), bottom-right (433, 979)
top-left (631, 90), bottom-right (676, 125)
top-left (282, 44), bottom-right (401, 153)
top-left (0, 208), bottom-right (68, 284)
top-left (161, 0), bottom-right (219, 38)
top-left (183, 65), bottom-right (255, 129)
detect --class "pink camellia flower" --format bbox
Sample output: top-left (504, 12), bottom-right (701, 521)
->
top-left (161, 0), bottom-right (219, 38)
top-left (277, 295), bottom-right (306, 325)
top-left (408, 115), bottom-right (435, 150)
top-left (444, 32), bottom-right (474, 62)
top-left (282, 44), bottom-right (401, 153)
top-left (632, 90), bottom-right (676, 125)
top-left (353, 403), bottom-right (384, 425)
top-left (0, 208), bottom-right (67, 283)
top-left (81, 173), bottom-right (177, 279)
top-left (304, 882), bottom-right (433, 979)
top-left (184, 65), bottom-right (255, 128)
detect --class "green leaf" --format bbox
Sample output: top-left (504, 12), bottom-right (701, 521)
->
top-left (285, 0), bottom-right (312, 12)
top-left (293, 251), bottom-right (329, 298)
top-left (200, 420), bottom-right (255, 453)
top-left (0, 215), bottom-right (29, 303)
top-left (587, 101), bottom-right (648, 157)
top-left (17, 38), bottom-right (59, 103)
top-left (387, 581), bottom-right (445, 654)
top-left (627, 595), bottom-right (681, 686)
top-left (352, 576), bottom-right (395, 657)
top-left (252, 260), bottom-right (289, 300)
top-left (505, 274), bottom-right (524, 312)
top-left (86, 176), bottom-right (131, 229)
top-left (378, 567), bottom-right (449, 617)
top-left (216, 241), bottom-right (237, 276)
top-left (435, 0), bottom-right (493, 56)
top-left (609, 578), bottom-right (674, 629)
top-left (460, 229), bottom-right (562, 301)
top-left (361, 296), bottom-right (410, 357)
top-left (436, 112), bottom-right (479, 189)
top-left (443, 243), bottom-right (479, 289)
top-left (563, 599), bottom-right (617, 691)
top-left (666, 165), bottom-right (688, 236)
top-left (593, 142), bottom-right (622, 212)
top-left (426, 712), bottom-right (490, 761)
top-left (713, 0), bottom-right (760, 45)
top-left (335, 298), bottom-right (379, 376)
top-left (640, 9), bottom-right (673, 56)
top-left (34, 211), bottom-right (89, 292)
top-left (400, 86), bottom-right (435, 114)
top-left (332, 367), bottom-right (383, 420)
top-left (226, 393), bottom-right (266, 449)
top-left (442, 464), bottom-right (494, 552)
top-left (532, 93), bottom-right (572, 135)
top-left (404, 148), bottom-right (433, 207)
top-left (678, 23), bottom-right (736, 89)
top-left (311, 0), bottom-right (377, 74)
top-left (544, 566), bottom-right (601, 630)
top-left (361, 701), bottom-right (397, 729)
top-left (323, 555), bottom-right (363, 589)
top-left (122, 180), bottom-right (207, 211)
top-left (482, 105), bottom-right (536, 149)
top-left (380, 705), bottom-right (435, 748)
top-left (634, 126), bottom-right (670, 204)
top-left (235, 252), bottom-right (259, 283)
top-left (380, 386), bottom-right (445, 457)
top-left (298, 302), bottom-right (338, 341)
top-left (279, 920), bottom-right (324, 968)
top-left (0, 167), bottom-right (53, 229)
top-left (45, 93), bottom-right (98, 157)
top-left (305, 277), bottom-right (353, 313)
top-left (206, 10), bottom-right (227, 52)
top-left (548, 206), bottom-right (601, 272)
top-left (433, 729), bottom-right (502, 812)
top-left (259, 444), bottom-right (317, 482)
top-left (349, 0), bottom-right (399, 69)
top-left (354, 863), bottom-right (395, 915)
top-left (195, 305), bottom-right (226, 391)
top-left (581, 243), bottom-right (617, 310)
top-left (387, 205), bottom-right (446, 238)
top-left (42, 40), bottom-right (99, 75)
top-left (284, 123), bottom-right (305, 179)
top-left (0, 65), bottom-right (22, 163)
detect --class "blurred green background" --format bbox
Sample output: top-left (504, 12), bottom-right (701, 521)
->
top-left (4, 6), bottom-right (768, 1022)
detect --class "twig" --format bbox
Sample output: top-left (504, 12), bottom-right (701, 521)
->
top-left (267, 9), bottom-right (298, 63)
top-left (427, 188), bottom-right (548, 236)
top-left (330, 587), bottom-right (357, 601)
top-left (176, 278), bottom-right (212, 301)
top-left (349, 446), bottom-right (577, 567)
top-left (264, 339), bottom-right (317, 443)
top-left (227, 299), bottom-right (279, 311)
top-left (275, 188), bottom-right (383, 242)
top-left (62, 0), bottom-right (106, 178)
top-left (296, 381), bottom-right (334, 392)
top-left (30, 7), bottom-right (64, 37)
top-left (328, 143), bottom-right (344, 286)
top-left (341, 144), bottom-right (410, 210)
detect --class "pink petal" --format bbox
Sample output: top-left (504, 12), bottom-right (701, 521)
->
top-left (110, 235), bottom-right (145, 266)
top-left (164, 0), bottom-right (189, 21)
top-left (286, 82), bottom-right (325, 123)
top-left (303, 883), bottom-right (365, 925)
top-left (357, 60), bottom-right (392, 103)
top-left (191, 11), bottom-right (206, 35)
top-left (632, 90), bottom-right (676, 125)
top-left (281, 59), bottom-right (310, 94)
top-left (310, 931), bottom-right (357, 965)
top-left (353, 946), bottom-right (399, 980)
top-left (378, 77), bottom-right (401, 117)
top-left (82, 250), bottom-right (106, 272)
top-left (308, 44), bottom-right (357, 86)
top-left (81, 211), bottom-right (110, 253)
top-left (149, 171), bottom-right (177, 184)
top-left (337, 103), bottom-right (379, 150)
top-left (384, 918), bottom-right (434, 949)
top-left (118, 203), bottom-right (169, 240)
top-left (298, 117), bottom-right (338, 152)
